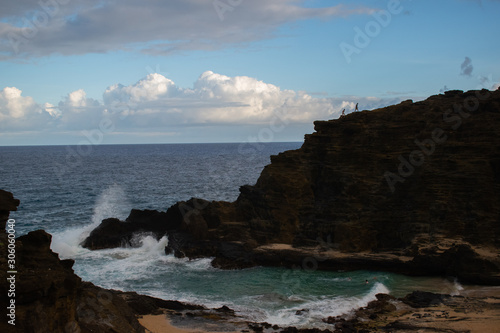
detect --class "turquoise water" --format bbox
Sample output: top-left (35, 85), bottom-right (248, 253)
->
top-left (1, 143), bottom-right (465, 328)
top-left (52, 227), bottom-right (464, 328)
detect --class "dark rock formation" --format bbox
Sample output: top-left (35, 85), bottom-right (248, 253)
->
top-left (82, 199), bottom-right (221, 250)
top-left (81, 209), bottom-right (175, 249)
top-left (323, 291), bottom-right (500, 333)
top-left (401, 291), bottom-right (451, 308)
top-left (0, 229), bottom-right (146, 333)
top-left (120, 291), bottom-right (205, 315)
top-left (0, 190), bottom-right (146, 332)
top-left (84, 88), bottom-right (500, 284)
top-left (408, 243), bottom-right (500, 284)
top-left (0, 189), bottom-right (20, 231)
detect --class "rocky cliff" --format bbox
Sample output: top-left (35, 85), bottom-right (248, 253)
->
top-left (84, 89), bottom-right (500, 284)
top-left (0, 191), bottom-right (146, 333)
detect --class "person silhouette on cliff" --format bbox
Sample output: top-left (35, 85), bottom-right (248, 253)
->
top-left (355, 103), bottom-right (359, 112)
top-left (341, 109), bottom-right (345, 117)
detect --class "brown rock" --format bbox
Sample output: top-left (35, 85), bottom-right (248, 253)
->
top-left (0, 189), bottom-right (19, 231)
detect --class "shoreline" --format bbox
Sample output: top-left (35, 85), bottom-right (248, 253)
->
top-left (137, 288), bottom-right (500, 333)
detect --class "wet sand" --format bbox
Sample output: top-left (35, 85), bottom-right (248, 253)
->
top-left (138, 313), bottom-right (244, 333)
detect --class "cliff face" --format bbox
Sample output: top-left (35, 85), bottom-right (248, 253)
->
top-left (241, 89), bottom-right (500, 250)
top-left (84, 89), bottom-right (500, 284)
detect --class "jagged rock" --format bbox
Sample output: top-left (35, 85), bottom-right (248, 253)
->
top-left (409, 243), bottom-right (500, 284)
top-left (82, 198), bottom-right (219, 250)
top-left (401, 291), bottom-right (452, 308)
top-left (0, 189), bottom-right (20, 212)
top-left (116, 291), bottom-right (204, 315)
top-left (76, 282), bottom-right (145, 333)
top-left (360, 293), bottom-right (397, 318)
top-left (215, 305), bottom-right (235, 314)
top-left (0, 189), bottom-right (19, 231)
top-left (82, 208), bottom-right (179, 250)
top-left (82, 217), bottom-right (138, 249)
top-left (295, 309), bottom-right (309, 315)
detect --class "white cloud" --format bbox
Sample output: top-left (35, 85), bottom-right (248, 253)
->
top-left (101, 71), bottom-right (340, 126)
top-left (0, 87), bottom-right (32, 119)
top-left (44, 102), bottom-right (59, 117)
top-left (57, 89), bottom-right (104, 129)
top-left (0, 0), bottom-right (376, 59)
top-left (104, 74), bottom-right (179, 104)
top-left (0, 71), bottom-right (405, 140)
top-left (0, 86), bottom-right (53, 130)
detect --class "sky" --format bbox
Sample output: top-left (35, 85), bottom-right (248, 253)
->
top-left (0, 0), bottom-right (499, 146)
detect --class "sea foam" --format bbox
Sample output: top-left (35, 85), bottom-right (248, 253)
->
top-left (51, 184), bottom-right (130, 258)
top-left (260, 282), bottom-right (390, 328)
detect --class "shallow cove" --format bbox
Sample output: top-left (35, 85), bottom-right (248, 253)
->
top-left (51, 230), bottom-right (466, 329)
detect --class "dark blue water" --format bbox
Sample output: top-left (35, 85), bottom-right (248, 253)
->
top-left (0, 142), bottom-right (465, 328)
top-left (0, 142), bottom-right (301, 235)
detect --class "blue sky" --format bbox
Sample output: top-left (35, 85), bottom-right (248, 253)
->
top-left (1, 0), bottom-right (499, 145)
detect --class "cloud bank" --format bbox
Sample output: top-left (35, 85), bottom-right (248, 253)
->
top-left (0, 0), bottom-right (375, 59)
top-left (0, 86), bottom-right (54, 130)
top-left (0, 71), bottom-right (402, 140)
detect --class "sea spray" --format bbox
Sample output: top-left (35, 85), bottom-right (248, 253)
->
top-left (71, 235), bottom-right (170, 289)
top-left (90, 184), bottom-right (130, 227)
top-left (51, 184), bottom-right (130, 257)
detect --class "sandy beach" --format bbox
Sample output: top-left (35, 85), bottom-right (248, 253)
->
top-left (138, 313), bottom-right (245, 333)
top-left (139, 315), bottom-right (193, 333)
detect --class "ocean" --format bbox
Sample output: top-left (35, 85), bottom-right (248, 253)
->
top-left (0, 143), bottom-right (465, 328)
